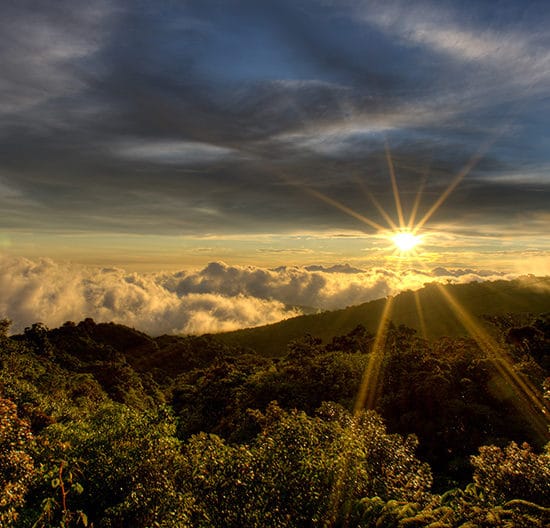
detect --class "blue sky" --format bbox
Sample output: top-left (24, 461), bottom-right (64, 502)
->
top-left (1, 0), bottom-right (550, 272)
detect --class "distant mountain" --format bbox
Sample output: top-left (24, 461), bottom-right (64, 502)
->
top-left (21, 276), bottom-right (550, 375)
top-left (214, 276), bottom-right (550, 356)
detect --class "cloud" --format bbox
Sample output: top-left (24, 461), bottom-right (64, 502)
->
top-left (158, 262), bottom-right (515, 313)
top-left (360, 2), bottom-right (515, 61)
top-left (0, 257), bottom-right (519, 336)
top-left (0, 257), bottom-right (299, 335)
top-left (112, 138), bottom-right (240, 165)
top-left (0, 0), bottom-right (112, 115)
top-left (0, 0), bottom-right (548, 254)
top-left (304, 264), bottom-right (365, 274)
top-left (359, 0), bottom-right (550, 91)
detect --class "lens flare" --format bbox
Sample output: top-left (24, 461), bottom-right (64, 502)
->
top-left (392, 231), bottom-right (421, 252)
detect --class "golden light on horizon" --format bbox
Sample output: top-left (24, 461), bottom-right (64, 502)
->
top-left (392, 230), bottom-right (421, 253)
top-left (308, 138), bottom-right (550, 522)
top-left (307, 141), bottom-right (546, 433)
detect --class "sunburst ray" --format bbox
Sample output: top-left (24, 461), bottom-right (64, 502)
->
top-left (413, 290), bottom-right (428, 340)
top-left (304, 187), bottom-right (386, 232)
top-left (414, 137), bottom-right (497, 233)
top-left (385, 141), bottom-right (405, 228)
top-left (353, 288), bottom-right (396, 413)
top-left (368, 191), bottom-right (399, 231)
top-left (407, 158), bottom-right (431, 229)
top-left (434, 282), bottom-right (550, 441)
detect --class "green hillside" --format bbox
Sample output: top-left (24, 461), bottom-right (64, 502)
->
top-left (2, 289), bottom-right (549, 526)
top-left (215, 276), bottom-right (550, 356)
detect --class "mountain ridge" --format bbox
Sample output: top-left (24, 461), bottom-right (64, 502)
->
top-left (213, 275), bottom-right (550, 356)
top-left (15, 276), bottom-right (550, 370)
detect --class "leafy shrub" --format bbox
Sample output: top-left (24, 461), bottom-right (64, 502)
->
top-left (30, 403), bottom-right (188, 527)
top-left (0, 397), bottom-right (34, 525)
top-left (471, 442), bottom-right (550, 506)
top-left (182, 402), bottom-right (432, 527)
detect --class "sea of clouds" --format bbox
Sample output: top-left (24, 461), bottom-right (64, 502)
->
top-left (0, 256), bottom-right (514, 335)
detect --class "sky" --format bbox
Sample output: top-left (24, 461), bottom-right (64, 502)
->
top-left (1, 0), bottom-right (550, 333)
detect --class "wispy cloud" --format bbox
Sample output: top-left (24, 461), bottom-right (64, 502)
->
top-left (359, 0), bottom-right (550, 91)
top-left (0, 0), bottom-right (112, 115)
top-left (112, 138), bottom-right (240, 165)
top-left (0, 0), bottom-right (548, 263)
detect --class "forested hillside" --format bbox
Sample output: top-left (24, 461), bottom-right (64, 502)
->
top-left (216, 276), bottom-right (550, 356)
top-left (0, 307), bottom-right (549, 526)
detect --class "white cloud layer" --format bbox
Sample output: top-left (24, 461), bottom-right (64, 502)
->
top-left (0, 257), bottom-right (298, 335)
top-left (0, 256), bottom-right (520, 336)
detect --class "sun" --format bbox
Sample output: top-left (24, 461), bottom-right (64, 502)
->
top-left (392, 231), bottom-right (421, 252)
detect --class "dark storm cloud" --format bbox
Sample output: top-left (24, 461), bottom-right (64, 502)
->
top-left (1, 0), bottom-right (550, 237)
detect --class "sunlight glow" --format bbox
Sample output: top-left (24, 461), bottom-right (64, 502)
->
top-left (353, 295), bottom-right (395, 413)
top-left (294, 136), bottom-right (550, 526)
top-left (303, 137), bottom-right (550, 522)
top-left (392, 231), bottom-right (421, 252)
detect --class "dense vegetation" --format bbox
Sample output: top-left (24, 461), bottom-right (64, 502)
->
top-left (217, 277), bottom-right (550, 356)
top-left (0, 304), bottom-right (549, 526)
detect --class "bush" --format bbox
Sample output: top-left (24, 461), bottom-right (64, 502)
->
top-left (182, 402), bottom-right (432, 527)
top-left (0, 397), bottom-right (34, 525)
top-left (471, 441), bottom-right (550, 506)
top-left (30, 403), bottom-right (188, 527)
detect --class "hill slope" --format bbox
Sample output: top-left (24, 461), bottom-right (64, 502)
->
top-left (215, 276), bottom-right (550, 356)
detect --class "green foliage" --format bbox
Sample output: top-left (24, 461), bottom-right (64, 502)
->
top-left (0, 397), bottom-right (34, 526)
top-left (351, 485), bottom-right (550, 527)
top-left (32, 460), bottom-right (88, 528)
top-left (471, 442), bottom-right (550, 506)
top-left (374, 326), bottom-right (547, 487)
top-left (26, 403), bottom-right (188, 527)
top-left (172, 342), bottom-right (369, 442)
top-left (0, 335), bottom-right (107, 428)
top-left (22, 323), bottom-right (54, 357)
top-left (171, 354), bottom-right (271, 441)
top-left (0, 318), bottom-right (12, 338)
top-left (0, 313), bottom-right (548, 526)
top-left (325, 324), bottom-right (373, 354)
top-left (182, 402), bottom-right (432, 527)
top-left (286, 334), bottom-right (325, 359)
top-left (169, 320), bottom-right (549, 487)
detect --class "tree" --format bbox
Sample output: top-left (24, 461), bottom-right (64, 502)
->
top-left (471, 441), bottom-right (550, 506)
top-left (0, 318), bottom-right (11, 338)
top-left (0, 397), bottom-right (34, 525)
top-left (182, 402), bottom-right (432, 527)
top-left (31, 403), bottom-right (188, 527)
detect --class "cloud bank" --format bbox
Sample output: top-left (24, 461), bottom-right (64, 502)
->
top-left (0, 257), bottom-right (515, 336)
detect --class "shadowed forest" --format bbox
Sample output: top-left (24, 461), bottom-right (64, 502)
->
top-left (1, 288), bottom-right (549, 526)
